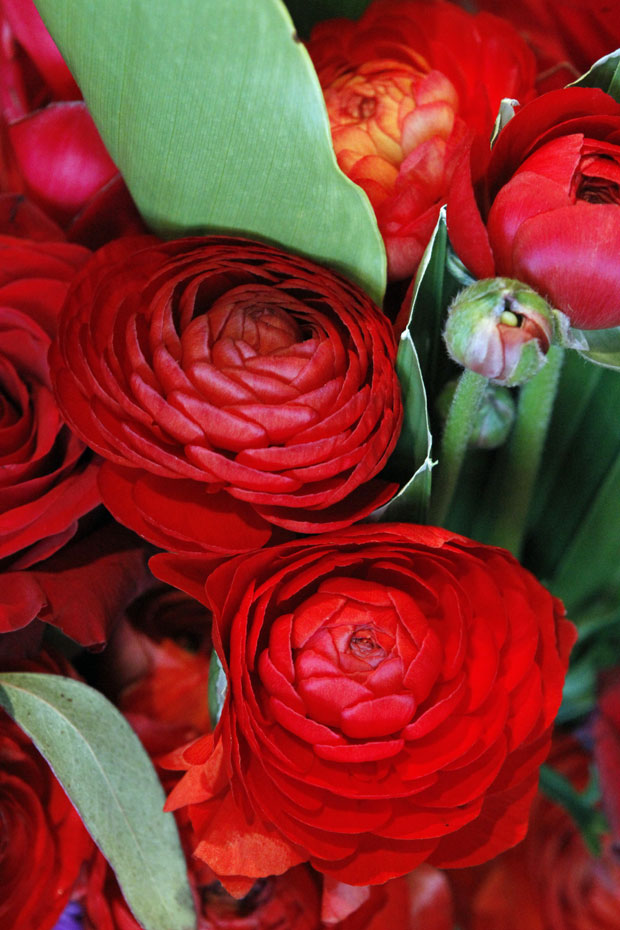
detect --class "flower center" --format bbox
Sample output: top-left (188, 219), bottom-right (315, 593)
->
top-left (348, 627), bottom-right (384, 659)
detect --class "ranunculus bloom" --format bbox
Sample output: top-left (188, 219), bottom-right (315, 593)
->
top-left (153, 523), bottom-right (575, 887)
top-left (447, 87), bottom-right (620, 330)
top-left (0, 0), bottom-right (144, 248)
top-left (0, 658), bottom-right (93, 930)
top-left (50, 236), bottom-right (402, 552)
top-left (0, 235), bottom-right (117, 638)
top-left (450, 736), bottom-right (620, 930)
top-left (473, 0), bottom-right (620, 92)
top-left (307, 0), bottom-right (537, 280)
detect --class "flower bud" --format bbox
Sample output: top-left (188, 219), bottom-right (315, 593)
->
top-left (444, 278), bottom-right (554, 386)
top-left (436, 380), bottom-right (515, 449)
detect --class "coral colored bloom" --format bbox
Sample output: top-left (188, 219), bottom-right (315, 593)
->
top-left (152, 523), bottom-right (575, 887)
top-left (50, 236), bottom-right (402, 552)
top-left (308, 0), bottom-right (537, 280)
top-left (448, 87), bottom-right (620, 330)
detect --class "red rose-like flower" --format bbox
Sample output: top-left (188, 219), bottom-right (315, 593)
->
top-left (0, 0), bottom-right (144, 249)
top-left (447, 86), bottom-right (620, 330)
top-left (153, 523), bottom-right (575, 887)
top-left (50, 236), bottom-right (402, 552)
top-left (0, 657), bottom-right (93, 930)
top-left (451, 737), bottom-right (620, 930)
top-left (0, 235), bottom-right (107, 635)
top-left (307, 0), bottom-right (536, 279)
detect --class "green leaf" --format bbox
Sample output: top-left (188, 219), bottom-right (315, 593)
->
top-left (284, 0), bottom-right (371, 38)
top-left (523, 351), bottom-right (620, 616)
top-left (34, 0), bottom-right (386, 304)
top-left (490, 97), bottom-right (519, 147)
top-left (539, 764), bottom-right (608, 857)
top-left (575, 324), bottom-right (620, 370)
top-left (570, 48), bottom-right (620, 102)
top-left (378, 330), bottom-right (434, 522)
top-left (208, 650), bottom-right (227, 729)
top-left (0, 673), bottom-right (196, 930)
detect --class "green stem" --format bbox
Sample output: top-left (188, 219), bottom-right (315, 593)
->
top-left (485, 344), bottom-right (564, 556)
top-left (430, 369), bottom-right (488, 526)
top-left (539, 763), bottom-right (607, 857)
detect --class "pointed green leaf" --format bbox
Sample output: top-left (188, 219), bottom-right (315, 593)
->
top-left (575, 324), bottom-right (620, 370)
top-left (570, 48), bottom-right (620, 102)
top-left (34, 0), bottom-right (386, 303)
top-left (284, 0), bottom-right (371, 38)
top-left (377, 331), bottom-right (434, 522)
top-left (490, 97), bottom-right (519, 147)
top-left (208, 650), bottom-right (227, 730)
top-left (0, 673), bottom-right (196, 930)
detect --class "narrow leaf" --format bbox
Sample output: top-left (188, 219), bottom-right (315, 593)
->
top-left (570, 48), bottom-right (620, 102)
top-left (0, 673), bottom-right (196, 930)
top-left (576, 324), bottom-right (620, 370)
top-left (34, 0), bottom-right (386, 303)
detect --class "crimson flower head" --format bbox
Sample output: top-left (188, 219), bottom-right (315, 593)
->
top-left (448, 87), bottom-right (620, 330)
top-left (153, 523), bottom-right (575, 888)
top-left (50, 236), bottom-right (402, 553)
top-left (307, 0), bottom-right (537, 280)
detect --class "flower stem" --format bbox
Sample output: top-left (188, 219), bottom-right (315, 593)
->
top-left (484, 344), bottom-right (564, 556)
top-left (430, 369), bottom-right (488, 526)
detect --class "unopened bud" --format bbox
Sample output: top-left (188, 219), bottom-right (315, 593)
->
top-left (444, 278), bottom-right (555, 386)
top-left (436, 380), bottom-right (515, 449)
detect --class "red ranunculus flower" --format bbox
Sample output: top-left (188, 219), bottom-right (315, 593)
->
top-left (450, 736), bottom-right (620, 930)
top-left (152, 523), bottom-right (575, 887)
top-left (0, 0), bottom-right (145, 249)
top-left (307, 0), bottom-right (536, 280)
top-left (0, 655), bottom-right (93, 930)
top-left (473, 0), bottom-right (620, 92)
top-left (447, 86), bottom-right (620, 330)
top-left (0, 234), bottom-right (109, 636)
top-left (50, 236), bottom-right (402, 552)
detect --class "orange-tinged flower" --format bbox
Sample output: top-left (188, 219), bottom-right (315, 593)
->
top-left (308, 0), bottom-right (537, 281)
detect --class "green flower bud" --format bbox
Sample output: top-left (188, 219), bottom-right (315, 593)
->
top-left (436, 380), bottom-right (515, 449)
top-left (444, 278), bottom-right (555, 386)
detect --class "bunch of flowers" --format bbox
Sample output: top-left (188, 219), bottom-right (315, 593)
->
top-left (2, 1), bottom-right (620, 929)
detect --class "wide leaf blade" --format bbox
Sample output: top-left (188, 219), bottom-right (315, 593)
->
top-left (0, 673), bottom-right (196, 930)
top-left (34, 0), bottom-right (386, 303)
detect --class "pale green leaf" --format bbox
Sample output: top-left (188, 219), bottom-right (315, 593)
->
top-left (208, 651), bottom-right (227, 729)
top-left (0, 673), bottom-right (196, 930)
top-left (575, 324), bottom-right (620, 370)
top-left (490, 98), bottom-right (519, 147)
top-left (570, 48), bottom-right (620, 101)
top-left (34, 0), bottom-right (386, 303)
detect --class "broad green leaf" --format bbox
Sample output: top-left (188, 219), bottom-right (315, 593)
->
top-left (0, 673), bottom-right (196, 930)
top-left (34, 0), bottom-right (386, 304)
top-left (570, 48), bottom-right (620, 101)
top-left (575, 324), bottom-right (620, 370)
top-left (284, 0), bottom-right (371, 37)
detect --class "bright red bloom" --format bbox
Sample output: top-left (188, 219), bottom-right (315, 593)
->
top-left (50, 236), bottom-right (402, 552)
top-left (447, 86), bottom-right (620, 330)
top-left (451, 736), bottom-right (620, 930)
top-left (152, 523), bottom-right (575, 887)
top-left (0, 0), bottom-right (144, 248)
top-left (307, 0), bottom-right (537, 280)
top-left (0, 234), bottom-right (110, 637)
top-left (0, 656), bottom-right (93, 930)
top-left (473, 0), bottom-right (620, 91)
